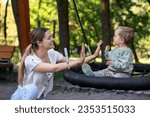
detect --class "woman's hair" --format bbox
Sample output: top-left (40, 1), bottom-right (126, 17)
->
top-left (18, 27), bottom-right (48, 85)
top-left (30, 27), bottom-right (48, 50)
top-left (117, 26), bottom-right (135, 44)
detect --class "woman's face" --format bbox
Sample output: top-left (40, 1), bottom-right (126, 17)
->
top-left (41, 30), bottom-right (55, 50)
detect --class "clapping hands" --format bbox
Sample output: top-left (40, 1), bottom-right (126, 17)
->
top-left (93, 40), bottom-right (103, 58)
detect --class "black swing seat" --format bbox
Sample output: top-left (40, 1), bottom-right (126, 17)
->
top-left (64, 63), bottom-right (150, 90)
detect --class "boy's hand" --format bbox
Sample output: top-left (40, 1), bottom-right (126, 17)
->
top-left (106, 60), bottom-right (112, 66)
top-left (94, 40), bottom-right (103, 58)
top-left (105, 45), bottom-right (110, 51)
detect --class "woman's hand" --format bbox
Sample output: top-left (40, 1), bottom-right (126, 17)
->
top-left (79, 44), bottom-right (85, 64)
top-left (93, 40), bottom-right (103, 58)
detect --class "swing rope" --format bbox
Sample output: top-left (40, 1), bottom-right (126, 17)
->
top-left (72, 0), bottom-right (92, 55)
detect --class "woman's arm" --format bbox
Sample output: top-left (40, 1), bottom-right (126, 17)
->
top-left (33, 45), bottom-right (85, 72)
top-left (59, 40), bottom-right (103, 63)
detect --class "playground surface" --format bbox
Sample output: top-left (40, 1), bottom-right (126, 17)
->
top-left (0, 78), bottom-right (150, 100)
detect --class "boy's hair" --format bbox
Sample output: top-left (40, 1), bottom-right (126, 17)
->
top-left (117, 26), bottom-right (134, 44)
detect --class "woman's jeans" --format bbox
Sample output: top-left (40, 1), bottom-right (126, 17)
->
top-left (11, 84), bottom-right (38, 100)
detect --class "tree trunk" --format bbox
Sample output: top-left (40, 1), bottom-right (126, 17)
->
top-left (100, 0), bottom-right (111, 62)
top-left (130, 42), bottom-right (139, 63)
top-left (11, 0), bottom-right (30, 55)
top-left (56, 0), bottom-right (69, 55)
top-left (53, 20), bottom-right (56, 39)
top-left (37, 0), bottom-right (42, 27)
top-left (3, 0), bottom-right (9, 45)
top-left (11, 0), bottom-right (21, 47)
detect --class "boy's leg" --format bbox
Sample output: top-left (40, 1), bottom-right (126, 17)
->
top-left (82, 63), bottom-right (94, 76)
top-left (114, 73), bottom-right (131, 78)
top-left (93, 68), bottom-right (111, 77)
top-left (82, 64), bottom-right (115, 77)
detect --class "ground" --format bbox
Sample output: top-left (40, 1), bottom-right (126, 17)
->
top-left (0, 78), bottom-right (150, 100)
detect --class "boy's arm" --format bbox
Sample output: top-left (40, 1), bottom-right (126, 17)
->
top-left (104, 45), bottom-right (111, 61)
top-left (84, 40), bottom-right (103, 63)
top-left (109, 49), bottom-right (133, 70)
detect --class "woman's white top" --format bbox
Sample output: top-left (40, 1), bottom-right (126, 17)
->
top-left (24, 49), bottom-right (63, 99)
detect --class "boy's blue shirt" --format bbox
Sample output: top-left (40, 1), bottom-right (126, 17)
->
top-left (105, 47), bottom-right (133, 73)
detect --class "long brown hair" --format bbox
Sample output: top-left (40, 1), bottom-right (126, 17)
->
top-left (18, 27), bottom-right (48, 85)
top-left (30, 27), bottom-right (48, 50)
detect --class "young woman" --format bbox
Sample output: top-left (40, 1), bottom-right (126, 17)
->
top-left (11, 27), bottom-right (102, 100)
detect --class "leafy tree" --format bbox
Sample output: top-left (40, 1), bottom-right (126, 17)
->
top-left (29, 0), bottom-right (60, 49)
top-left (69, 0), bottom-right (101, 56)
top-left (2, 0), bottom-right (150, 64)
top-left (57, 0), bottom-right (69, 54)
top-left (100, 0), bottom-right (111, 61)
top-left (3, 0), bottom-right (9, 45)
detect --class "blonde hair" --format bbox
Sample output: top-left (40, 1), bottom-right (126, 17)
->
top-left (117, 26), bottom-right (134, 44)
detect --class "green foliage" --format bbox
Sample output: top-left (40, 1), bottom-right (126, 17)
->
top-left (0, 1), bottom-right (19, 64)
top-left (29, 0), bottom-right (59, 45)
top-left (111, 0), bottom-right (149, 38)
top-left (28, 0), bottom-right (150, 62)
top-left (136, 36), bottom-right (150, 59)
top-left (0, 2), bottom-right (18, 46)
top-left (69, 0), bottom-right (101, 54)
top-left (110, 0), bottom-right (150, 61)
top-left (0, 0), bottom-right (150, 64)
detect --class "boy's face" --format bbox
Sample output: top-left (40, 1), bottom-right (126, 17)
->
top-left (113, 29), bottom-right (124, 46)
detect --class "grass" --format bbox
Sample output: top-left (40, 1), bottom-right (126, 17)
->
top-left (54, 71), bottom-right (65, 82)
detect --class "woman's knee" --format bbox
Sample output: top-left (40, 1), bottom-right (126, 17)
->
top-left (11, 84), bottom-right (38, 100)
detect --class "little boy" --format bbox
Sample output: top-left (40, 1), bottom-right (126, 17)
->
top-left (82, 26), bottom-right (134, 78)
